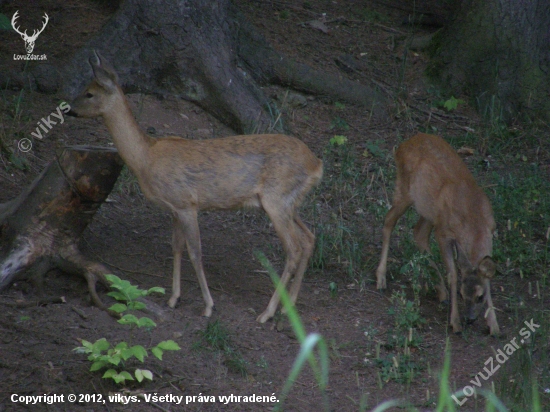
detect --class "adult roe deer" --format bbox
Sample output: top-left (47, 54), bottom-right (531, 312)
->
top-left (68, 51), bottom-right (323, 323)
top-left (375, 133), bottom-right (499, 335)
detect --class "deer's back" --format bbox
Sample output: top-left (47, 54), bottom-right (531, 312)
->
top-left (396, 134), bottom-right (494, 253)
top-left (140, 134), bottom-right (322, 210)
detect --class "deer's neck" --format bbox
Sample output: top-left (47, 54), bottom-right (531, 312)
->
top-left (102, 93), bottom-right (152, 175)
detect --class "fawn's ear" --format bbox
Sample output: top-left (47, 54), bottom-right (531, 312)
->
top-left (89, 50), bottom-right (119, 91)
top-left (478, 256), bottom-right (496, 279)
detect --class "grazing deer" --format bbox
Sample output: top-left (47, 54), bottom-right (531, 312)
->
top-left (11, 11), bottom-right (49, 54)
top-left (375, 133), bottom-right (499, 335)
top-left (68, 51), bottom-right (323, 323)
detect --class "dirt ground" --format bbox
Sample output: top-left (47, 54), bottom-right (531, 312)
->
top-left (0, 1), bottom-right (548, 411)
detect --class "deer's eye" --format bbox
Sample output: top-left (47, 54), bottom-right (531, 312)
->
top-left (477, 295), bottom-right (484, 303)
top-left (85, 92), bottom-right (93, 98)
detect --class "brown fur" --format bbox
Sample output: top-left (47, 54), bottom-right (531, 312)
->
top-left (375, 133), bottom-right (499, 335)
top-left (70, 52), bottom-right (322, 323)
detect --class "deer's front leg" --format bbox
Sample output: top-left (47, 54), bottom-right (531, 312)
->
top-left (168, 218), bottom-right (186, 308)
top-left (438, 237), bottom-right (462, 333)
top-left (177, 209), bottom-right (214, 317)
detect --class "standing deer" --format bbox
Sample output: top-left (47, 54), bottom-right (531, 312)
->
top-left (11, 11), bottom-right (49, 54)
top-left (375, 133), bottom-right (499, 335)
top-left (68, 51), bottom-right (322, 323)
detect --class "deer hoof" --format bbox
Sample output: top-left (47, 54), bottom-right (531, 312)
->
top-left (167, 296), bottom-right (179, 308)
top-left (202, 306), bottom-right (213, 317)
top-left (256, 311), bottom-right (272, 324)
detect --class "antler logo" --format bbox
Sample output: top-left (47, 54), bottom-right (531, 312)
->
top-left (12, 11), bottom-right (49, 54)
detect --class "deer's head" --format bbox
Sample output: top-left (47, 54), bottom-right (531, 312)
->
top-left (67, 51), bottom-right (121, 118)
top-left (459, 256), bottom-right (496, 323)
top-left (12, 11), bottom-right (49, 54)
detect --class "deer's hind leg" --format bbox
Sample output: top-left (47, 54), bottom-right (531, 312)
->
top-left (286, 215), bottom-right (314, 306)
top-left (256, 197), bottom-right (302, 323)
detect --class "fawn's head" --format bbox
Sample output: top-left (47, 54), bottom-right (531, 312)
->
top-left (459, 256), bottom-right (496, 323)
top-left (68, 51), bottom-right (120, 118)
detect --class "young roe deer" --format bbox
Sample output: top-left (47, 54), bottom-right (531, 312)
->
top-left (375, 133), bottom-right (499, 335)
top-left (68, 51), bottom-right (323, 323)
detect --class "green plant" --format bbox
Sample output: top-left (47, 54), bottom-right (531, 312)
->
top-left (330, 134), bottom-right (348, 146)
top-left (256, 356), bottom-right (269, 369)
top-left (73, 275), bottom-right (180, 384)
top-left (376, 354), bottom-right (422, 384)
top-left (363, 139), bottom-right (387, 159)
top-left (194, 320), bottom-right (248, 376)
top-left (329, 281), bottom-right (338, 297)
top-left (388, 289), bottom-right (426, 331)
top-left (437, 96), bottom-right (465, 111)
top-left (330, 116), bottom-right (350, 131)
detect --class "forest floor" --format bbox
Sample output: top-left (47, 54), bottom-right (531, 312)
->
top-left (0, 0), bottom-right (549, 411)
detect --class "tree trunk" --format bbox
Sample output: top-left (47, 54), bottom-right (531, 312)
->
top-left (428, 0), bottom-right (550, 123)
top-left (61, 0), bottom-right (385, 134)
top-left (0, 146), bottom-right (123, 314)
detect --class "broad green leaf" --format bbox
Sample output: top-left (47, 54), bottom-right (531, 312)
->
top-left (137, 317), bottom-right (156, 328)
top-left (119, 371), bottom-right (134, 381)
top-left (90, 361), bottom-right (108, 372)
top-left (121, 348), bottom-right (134, 361)
top-left (104, 274), bottom-right (121, 284)
top-left (107, 291), bottom-right (128, 301)
top-left (107, 355), bottom-right (121, 366)
top-left (147, 287), bottom-right (165, 295)
top-left (127, 301), bottom-right (146, 311)
top-left (130, 345), bottom-right (148, 362)
top-left (109, 303), bottom-right (127, 313)
top-left (81, 340), bottom-right (93, 349)
top-left (92, 338), bottom-right (110, 352)
top-left (114, 342), bottom-right (128, 351)
top-left (118, 314), bottom-right (139, 325)
top-left (112, 375), bottom-right (125, 384)
top-left (151, 347), bottom-right (163, 360)
top-left (156, 340), bottom-right (181, 351)
top-left (135, 368), bottom-right (144, 382)
top-left (135, 368), bottom-right (153, 382)
top-left (102, 369), bottom-right (117, 378)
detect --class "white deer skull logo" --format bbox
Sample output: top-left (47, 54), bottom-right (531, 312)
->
top-left (11, 11), bottom-right (49, 54)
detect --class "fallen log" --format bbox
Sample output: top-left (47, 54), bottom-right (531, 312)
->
top-left (0, 145), bottom-right (123, 315)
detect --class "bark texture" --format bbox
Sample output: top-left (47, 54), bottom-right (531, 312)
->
top-left (0, 146), bottom-right (123, 313)
top-left (428, 0), bottom-right (550, 123)
top-left (62, 0), bottom-right (385, 134)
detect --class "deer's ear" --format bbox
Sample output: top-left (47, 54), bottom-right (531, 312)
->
top-left (478, 256), bottom-right (496, 279)
top-left (89, 50), bottom-right (119, 91)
